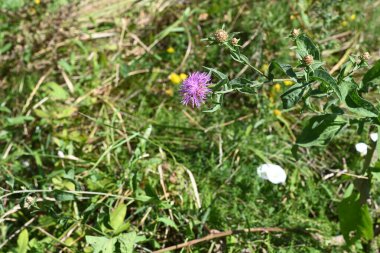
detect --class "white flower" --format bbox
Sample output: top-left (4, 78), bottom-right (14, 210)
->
top-left (370, 132), bottom-right (378, 142)
top-left (257, 164), bottom-right (287, 184)
top-left (355, 143), bottom-right (368, 156)
top-left (58, 150), bottom-right (65, 158)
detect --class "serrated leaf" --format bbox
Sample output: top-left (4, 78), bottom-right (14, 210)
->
top-left (340, 81), bottom-right (378, 117)
top-left (17, 229), bottom-right (29, 253)
top-left (109, 204), bottom-right (127, 232)
top-left (311, 69), bottom-right (342, 100)
top-left (363, 59), bottom-right (380, 86)
top-left (338, 191), bottom-right (373, 244)
top-left (296, 114), bottom-right (346, 147)
top-left (86, 236), bottom-right (116, 253)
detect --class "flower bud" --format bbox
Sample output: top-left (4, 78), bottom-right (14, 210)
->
top-left (231, 37), bottom-right (238, 45)
top-left (214, 29), bottom-right (228, 43)
top-left (291, 28), bottom-right (300, 37)
top-left (360, 52), bottom-right (370, 61)
top-left (303, 55), bottom-right (314, 65)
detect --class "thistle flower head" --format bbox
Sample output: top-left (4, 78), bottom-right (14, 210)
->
top-left (361, 52), bottom-right (370, 61)
top-left (291, 28), bottom-right (300, 37)
top-left (180, 72), bottom-right (212, 108)
top-left (231, 37), bottom-right (239, 45)
top-left (303, 54), bottom-right (314, 65)
top-left (214, 29), bottom-right (228, 43)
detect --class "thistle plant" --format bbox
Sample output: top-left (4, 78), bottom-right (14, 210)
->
top-left (180, 28), bottom-right (380, 250)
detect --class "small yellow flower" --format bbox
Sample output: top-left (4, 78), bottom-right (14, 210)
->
top-left (283, 80), bottom-right (294, 86)
top-left (341, 21), bottom-right (348, 27)
top-left (290, 15), bottom-right (296, 20)
top-left (165, 88), bottom-right (174, 96)
top-left (179, 73), bottom-right (188, 81)
top-left (350, 14), bottom-right (356, 21)
top-left (35, 0), bottom-right (41, 4)
top-left (273, 109), bottom-right (282, 117)
top-left (169, 73), bottom-right (181, 85)
top-left (273, 83), bottom-right (281, 92)
top-left (261, 63), bottom-right (269, 73)
top-left (166, 47), bottom-right (175, 54)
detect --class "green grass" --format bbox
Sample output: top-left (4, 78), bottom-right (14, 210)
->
top-left (1, 0), bottom-right (380, 252)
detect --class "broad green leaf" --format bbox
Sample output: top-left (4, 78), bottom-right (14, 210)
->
top-left (296, 34), bottom-right (321, 60)
top-left (86, 236), bottom-right (116, 253)
top-left (44, 82), bottom-right (69, 100)
top-left (6, 116), bottom-right (34, 126)
top-left (53, 106), bottom-right (77, 119)
top-left (338, 191), bottom-right (374, 244)
top-left (311, 69), bottom-right (342, 100)
top-left (296, 114), bottom-right (346, 147)
top-left (157, 217), bottom-right (179, 231)
top-left (118, 232), bottom-right (146, 253)
top-left (280, 82), bottom-right (308, 109)
top-left (268, 61), bottom-right (297, 80)
top-left (17, 229), bottom-right (29, 253)
top-left (203, 66), bottom-right (227, 80)
top-left (340, 81), bottom-right (378, 117)
top-left (53, 190), bottom-right (75, 201)
top-left (228, 78), bottom-right (260, 94)
top-left (109, 204), bottom-right (127, 232)
top-left (363, 59), bottom-right (380, 86)
top-left (203, 104), bottom-right (221, 113)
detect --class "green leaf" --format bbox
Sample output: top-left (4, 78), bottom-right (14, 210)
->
top-left (157, 217), bottom-right (179, 231)
top-left (340, 81), bottom-right (378, 117)
top-left (203, 66), bottom-right (227, 80)
top-left (311, 69), bottom-right (342, 100)
top-left (296, 114), bottom-right (346, 147)
top-left (118, 232), bottom-right (146, 253)
top-left (296, 34), bottom-right (321, 60)
top-left (58, 59), bottom-right (73, 75)
top-left (44, 82), bottom-right (69, 100)
top-left (86, 236), bottom-right (117, 253)
top-left (109, 204), bottom-right (127, 232)
top-left (17, 229), bottom-right (29, 253)
top-left (338, 191), bottom-right (374, 244)
top-left (280, 82), bottom-right (308, 109)
top-left (363, 59), bottom-right (380, 86)
top-left (6, 116), bottom-right (34, 126)
top-left (268, 61), bottom-right (298, 80)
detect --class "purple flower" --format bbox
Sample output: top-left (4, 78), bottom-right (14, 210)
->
top-left (180, 72), bottom-right (212, 108)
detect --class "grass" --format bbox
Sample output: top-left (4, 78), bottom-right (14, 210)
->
top-left (1, 0), bottom-right (380, 252)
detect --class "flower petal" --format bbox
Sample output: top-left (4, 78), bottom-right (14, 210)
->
top-left (355, 142), bottom-right (368, 156)
top-left (257, 164), bottom-right (286, 184)
top-left (370, 132), bottom-right (378, 142)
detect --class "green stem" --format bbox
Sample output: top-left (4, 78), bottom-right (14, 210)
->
top-left (0, 189), bottom-right (134, 201)
top-left (356, 140), bottom-right (376, 205)
top-left (355, 138), bottom-right (377, 252)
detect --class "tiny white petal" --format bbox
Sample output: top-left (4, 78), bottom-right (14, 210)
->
top-left (370, 132), bottom-right (378, 142)
top-left (355, 143), bottom-right (368, 156)
top-left (58, 150), bottom-right (65, 158)
top-left (257, 164), bottom-right (286, 184)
